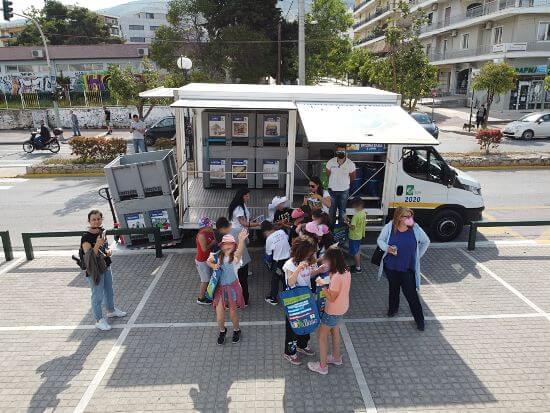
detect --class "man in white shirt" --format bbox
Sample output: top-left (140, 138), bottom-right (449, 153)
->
top-left (130, 114), bottom-right (147, 153)
top-left (262, 220), bottom-right (291, 305)
top-left (326, 144), bottom-right (356, 224)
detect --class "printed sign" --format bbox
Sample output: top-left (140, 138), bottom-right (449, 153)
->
top-left (346, 143), bottom-right (387, 153)
top-left (209, 159), bottom-right (226, 180)
top-left (263, 159), bottom-right (279, 180)
top-left (209, 115), bottom-right (226, 137)
top-left (406, 185), bottom-right (415, 196)
top-left (264, 116), bottom-right (281, 137)
top-left (125, 213), bottom-right (146, 240)
top-left (279, 286), bottom-right (321, 335)
top-left (232, 159), bottom-right (248, 180)
top-left (148, 210), bottom-right (171, 232)
top-left (232, 115), bottom-right (249, 137)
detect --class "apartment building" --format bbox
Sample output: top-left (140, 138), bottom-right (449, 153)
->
top-left (0, 20), bottom-right (26, 47)
top-left (353, 0), bottom-right (550, 111)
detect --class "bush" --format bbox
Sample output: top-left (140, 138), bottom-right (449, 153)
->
top-left (153, 138), bottom-right (175, 150)
top-left (475, 128), bottom-right (502, 155)
top-left (69, 136), bottom-right (127, 163)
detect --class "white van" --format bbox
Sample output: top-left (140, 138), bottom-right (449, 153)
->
top-left (140, 83), bottom-right (484, 241)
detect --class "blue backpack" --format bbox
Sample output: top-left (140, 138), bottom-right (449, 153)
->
top-left (205, 252), bottom-right (222, 300)
top-left (279, 286), bottom-right (321, 335)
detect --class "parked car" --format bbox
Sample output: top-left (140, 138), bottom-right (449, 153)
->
top-left (502, 112), bottom-right (550, 139)
top-left (411, 112), bottom-right (439, 139)
top-left (144, 116), bottom-right (176, 146)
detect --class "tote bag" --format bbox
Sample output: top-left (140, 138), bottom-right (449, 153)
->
top-left (279, 286), bottom-right (321, 335)
top-left (205, 253), bottom-right (222, 300)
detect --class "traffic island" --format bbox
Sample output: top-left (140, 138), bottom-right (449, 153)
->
top-left (444, 152), bottom-right (550, 169)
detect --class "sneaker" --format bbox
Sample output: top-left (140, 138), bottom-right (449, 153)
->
top-left (327, 355), bottom-right (343, 366)
top-left (283, 353), bottom-right (301, 366)
top-left (196, 297), bottom-right (213, 305)
top-left (217, 328), bottom-right (227, 345)
top-left (417, 322), bottom-right (425, 331)
top-left (297, 346), bottom-right (315, 356)
top-left (248, 270), bottom-right (253, 276)
top-left (307, 361), bottom-right (328, 375)
top-left (232, 329), bottom-right (241, 344)
top-left (264, 296), bottom-right (278, 306)
top-left (95, 318), bottom-right (111, 331)
top-left (350, 266), bottom-right (362, 274)
top-left (106, 308), bottom-right (126, 318)
top-left (387, 309), bottom-right (398, 317)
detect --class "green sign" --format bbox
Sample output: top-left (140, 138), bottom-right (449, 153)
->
top-left (406, 185), bottom-right (414, 195)
top-left (515, 65), bottom-right (548, 75)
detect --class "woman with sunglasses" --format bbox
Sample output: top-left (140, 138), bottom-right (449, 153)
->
top-left (376, 207), bottom-right (430, 331)
top-left (303, 176), bottom-right (331, 214)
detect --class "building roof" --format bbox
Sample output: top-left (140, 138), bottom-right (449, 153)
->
top-left (0, 43), bottom-right (148, 62)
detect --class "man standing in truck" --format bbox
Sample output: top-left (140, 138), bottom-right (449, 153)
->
top-left (326, 144), bottom-right (356, 225)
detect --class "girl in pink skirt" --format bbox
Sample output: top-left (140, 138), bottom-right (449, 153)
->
top-left (207, 229), bottom-right (248, 345)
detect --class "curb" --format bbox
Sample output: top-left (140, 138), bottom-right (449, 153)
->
top-left (454, 164), bottom-right (550, 171)
top-left (23, 172), bottom-right (105, 178)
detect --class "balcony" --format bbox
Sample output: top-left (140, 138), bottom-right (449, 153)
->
top-left (419, 0), bottom-right (550, 35)
top-left (353, 33), bottom-right (385, 46)
top-left (427, 41), bottom-right (550, 62)
top-left (353, 4), bottom-right (392, 29)
top-left (354, 0), bottom-right (374, 12)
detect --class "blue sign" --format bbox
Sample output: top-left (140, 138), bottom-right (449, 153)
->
top-left (347, 143), bottom-right (387, 153)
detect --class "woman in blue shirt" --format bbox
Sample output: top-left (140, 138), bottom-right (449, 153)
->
top-left (377, 207), bottom-right (430, 331)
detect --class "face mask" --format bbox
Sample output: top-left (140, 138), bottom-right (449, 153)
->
top-left (403, 217), bottom-right (414, 227)
top-left (336, 151), bottom-right (346, 159)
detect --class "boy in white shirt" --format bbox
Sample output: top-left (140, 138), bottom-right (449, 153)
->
top-left (262, 220), bottom-right (291, 305)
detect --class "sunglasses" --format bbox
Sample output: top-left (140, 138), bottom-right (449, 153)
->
top-left (309, 184), bottom-right (316, 188)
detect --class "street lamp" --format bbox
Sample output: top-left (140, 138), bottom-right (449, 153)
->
top-left (176, 56), bottom-right (192, 84)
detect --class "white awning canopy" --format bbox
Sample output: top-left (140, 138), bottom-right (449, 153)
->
top-left (139, 87), bottom-right (177, 98)
top-left (171, 99), bottom-right (297, 110)
top-left (296, 103), bottom-right (439, 145)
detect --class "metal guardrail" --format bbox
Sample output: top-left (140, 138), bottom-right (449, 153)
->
top-left (467, 220), bottom-right (550, 250)
top-left (22, 228), bottom-right (163, 261)
top-left (0, 231), bottom-right (13, 262)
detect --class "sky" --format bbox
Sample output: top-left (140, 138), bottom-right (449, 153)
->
top-left (13, 0), bottom-right (133, 15)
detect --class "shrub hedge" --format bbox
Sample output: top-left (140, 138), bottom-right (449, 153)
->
top-left (69, 136), bottom-right (127, 163)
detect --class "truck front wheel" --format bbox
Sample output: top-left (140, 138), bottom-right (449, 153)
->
top-left (430, 210), bottom-right (463, 242)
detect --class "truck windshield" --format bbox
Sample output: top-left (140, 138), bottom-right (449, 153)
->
top-left (402, 147), bottom-right (447, 184)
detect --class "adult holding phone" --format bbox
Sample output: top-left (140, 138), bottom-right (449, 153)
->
top-left (326, 145), bottom-right (356, 225)
top-left (81, 210), bottom-right (126, 331)
top-left (228, 188), bottom-right (260, 231)
top-left (130, 114), bottom-right (147, 153)
top-left (376, 207), bottom-right (430, 331)
top-left (303, 176), bottom-right (331, 214)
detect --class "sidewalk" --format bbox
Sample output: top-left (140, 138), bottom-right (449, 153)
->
top-left (1, 243), bottom-right (550, 412)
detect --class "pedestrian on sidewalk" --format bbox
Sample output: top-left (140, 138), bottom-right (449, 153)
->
top-left (308, 247), bottom-right (351, 375)
top-left (262, 220), bottom-right (291, 306)
top-left (476, 104), bottom-right (487, 129)
top-left (103, 106), bottom-right (113, 135)
top-left (130, 114), bottom-right (147, 153)
top-left (206, 230), bottom-right (248, 345)
top-left (195, 217), bottom-right (217, 305)
top-left (326, 144), bottom-right (356, 225)
top-left (70, 110), bottom-right (81, 137)
top-left (81, 210), bottom-right (126, 331)
top-left (376, 207), bottom-right (430, 331)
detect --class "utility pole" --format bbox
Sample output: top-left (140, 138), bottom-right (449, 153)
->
top-left (298, 0), bottom-right (305, 85)
top-left (277, 21), bottom-right (282, 85)
top-left (14, 12), bottom-right (61, 128)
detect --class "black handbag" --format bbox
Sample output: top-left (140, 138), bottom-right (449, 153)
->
top-left (370, 246), bottom-right (384, 266)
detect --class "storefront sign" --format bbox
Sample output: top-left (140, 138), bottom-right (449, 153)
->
top-left (515, 65), bottom-right (548, 75)
top-left (346, 143), bottom-right (387, 153)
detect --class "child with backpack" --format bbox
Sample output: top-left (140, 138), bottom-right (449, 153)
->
top-left (195, 217), bottom-right (217, 305)
top-left (206, 229), bottom-right (249, 345)
top-left (308, 247), bottom-right (351, 375)
top-left (261, 220), bottom-right (291, 306)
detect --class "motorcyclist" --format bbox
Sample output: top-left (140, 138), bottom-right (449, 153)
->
top-left (37, 121), bottom-right (52, 148)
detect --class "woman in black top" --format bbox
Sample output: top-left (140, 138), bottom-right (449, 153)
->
top-left (81, 209), bottom-right (126, 331)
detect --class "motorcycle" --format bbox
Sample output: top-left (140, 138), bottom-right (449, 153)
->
top-left (23, 127), bottom-right (63, 154)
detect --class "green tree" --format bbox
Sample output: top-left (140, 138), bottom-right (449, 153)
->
top-left (544, 75), bottom-right (550, 91)
top-left (306, 0), bottom-right (353, 84)
top-left (347, 48), bottom-right (373, 86)
top-left (15, 0), bottom-right (122, 46)
top-left (472, 61), bottom-right (517, 124)
top-left (107, 60), bottom-right (163, 121)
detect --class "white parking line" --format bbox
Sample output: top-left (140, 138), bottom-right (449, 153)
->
top-left (73, 255), bottom-right (173, 413)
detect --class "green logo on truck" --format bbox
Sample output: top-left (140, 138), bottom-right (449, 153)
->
top-left (406, 185), bottom-right (414, 195)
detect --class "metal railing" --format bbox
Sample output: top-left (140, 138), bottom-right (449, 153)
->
top-left (353, 4), bottom-right (392, 29)
top-left (354, 33), bottom-right (385, 46)
top-left (468, 220), bottom-right (550, 250)
top-left (0, 231), bottom-right (13, 262)
top-left (22, 228), bottom-right (163, 261)
top-left (427, 42), bottom-right (550, 62)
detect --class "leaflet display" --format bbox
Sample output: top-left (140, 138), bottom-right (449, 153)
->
top-left (232, 115), bottom-right (249, 137)
top-left (148, 209), bottom-right (172, 232)
top-left (262, 159), bottom-right (279, 181)
top-left (125, 212), bottom-right (147, 241)
top-left (209, 159), bottom-right (226, 180)
top-left (264, 116), bottom-right (281, 137)
top-left (231, 159), bottom-right (248, 180)
top-left (208, 115), bottom-right (226, 137)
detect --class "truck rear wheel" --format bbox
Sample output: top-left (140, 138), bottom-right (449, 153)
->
top-left (430, 210), bottom-right (463, 242)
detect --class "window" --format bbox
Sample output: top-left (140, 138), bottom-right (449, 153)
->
top-left (442, 39), bottom-right (448, 56)
top-left (146, 12), bottom-right (154, 19)
top-left (150, 25), bottom-right (160, 31)
top-left (461, 33), bottom-right (469, 49)
top-left (425, 43), bottom-right (431, 55)
top-left (427, 12), bottom-right (433, 25)
top-left (130, 37), bottom-right (146, 42)
top-left (493, 27), bottom-right (503, 44)
top-left (538, 22), bottom-right (550, 41)
top-left (6, 64), bottom-right (48, 73)
top-left (6, 65), bottom-right (18, 72)
top-left (129, 25), bottom-right (144, 30)
top-left (67, 63), bottom-right (103, 71)
top-left (402, 148), bottom-right (447, 184)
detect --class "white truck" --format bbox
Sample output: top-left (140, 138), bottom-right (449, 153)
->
top-left (140, 83), bottom-right (484, 241)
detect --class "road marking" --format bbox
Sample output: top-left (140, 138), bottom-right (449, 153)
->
top-left (340, 324), bottom-right (377, 413)
top-left (459, 249), bottom-right (550, 322)
top-left (74, 255), bottom-right (173, 413)
top-left (487, 205), bottom-right (550, 211)
top-left (0, 186), bottom-right (13, 190)
top-left (345, 313), bottom-right (545, 323)
top-left (0, 178), bottom-right (27, 183)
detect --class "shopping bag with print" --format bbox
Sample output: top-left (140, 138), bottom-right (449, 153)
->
top-left (279, 286), bottom-right (320, 335)
top-left (205, 252), bottom-right (221, 300)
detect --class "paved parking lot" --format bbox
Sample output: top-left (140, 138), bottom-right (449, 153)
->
top-left (0, 243), bottom-right (549, 412)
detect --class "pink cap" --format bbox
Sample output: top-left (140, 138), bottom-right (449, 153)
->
top-left (291, 208), bottom-right (305, 219)
top-left (219, 234), bottom-right (236, 245)
top-left (305, 221), bottom-right (325, 237)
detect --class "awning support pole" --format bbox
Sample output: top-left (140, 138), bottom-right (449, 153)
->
top-left (286, 110), bottom-right (297, 204)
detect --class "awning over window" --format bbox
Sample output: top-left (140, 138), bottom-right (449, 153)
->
top-left (296, 103), bottom-right (439, 145)
top-left (171, 99), bottom-right (297, 110)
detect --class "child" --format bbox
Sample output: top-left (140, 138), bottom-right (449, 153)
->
top-left (262, 220), bottom-right (291, 305)
top-left (345, 197), bottom-right (367, 273)
top-left (271, 196), bottom-right (293, 232)
top-left (282, 236), bottom-right (325, 365)
top-left (195, 217), bottom-right (217, 305)
top-left (206, 230), bottom-right (248, 345)
top-left (308, 247), bottom-right (351, 375)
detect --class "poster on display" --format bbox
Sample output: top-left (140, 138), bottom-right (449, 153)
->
top-left (209, 115), bottom-right (226, 137)
top-left (148, 210), bottom-right (172, 232)
top-left (263, 160), bottom-right (279, 180)
top-left (232, 115), bottom-right (249, 137)
top-left (278, 286), bottom-right (320, 335)
top-left (125, 213), bottom-right (146, 229)
top-left (209, 159), bottom-right (226, 179)
top-left (232, 159), bottom-right (248, 179)
top-left (264, 116), bottom-right (281, 137)
top-left (346, 143), bottom-right (387, 153)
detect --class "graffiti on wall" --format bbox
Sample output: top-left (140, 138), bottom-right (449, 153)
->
top-left (83, 73), bottom-right (111, 91)
top-left (0, 71), bottom-right (112, 94)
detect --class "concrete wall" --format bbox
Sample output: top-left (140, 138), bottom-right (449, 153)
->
top-left (0, 106), bottom-right (174, 130)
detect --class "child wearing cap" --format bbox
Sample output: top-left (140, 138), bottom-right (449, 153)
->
top-left (345, 197), bottom-right (367, 273)
top-left (206, 229), bottom-right (249, 345)
top-left (272, 196), bottom-right (293, 232)
top-left (195, 217), bottom-right (217, 305)
top-left (262, 220), bottom-right (291, 305)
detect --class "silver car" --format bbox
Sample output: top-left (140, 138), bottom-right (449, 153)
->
top-left (502, 112), bottom-right (550, 139)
